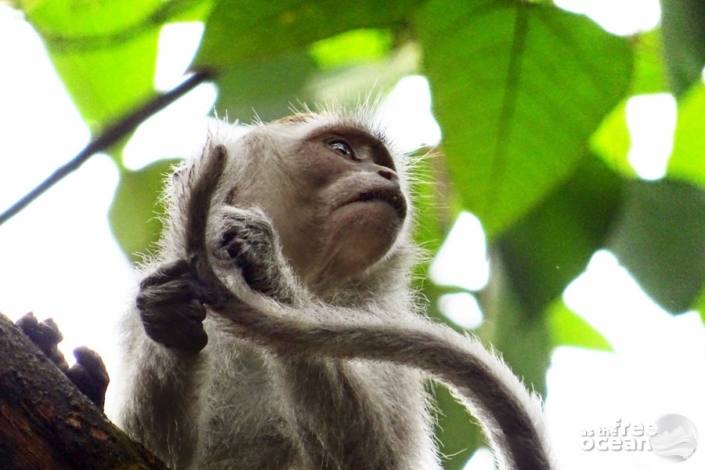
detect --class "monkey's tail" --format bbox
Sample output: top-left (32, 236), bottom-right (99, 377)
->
top-left (212, 300), bottom-right (557, 470)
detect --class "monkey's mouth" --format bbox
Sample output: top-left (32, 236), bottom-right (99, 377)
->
top-left (341, 188), bottom-right (407, 219)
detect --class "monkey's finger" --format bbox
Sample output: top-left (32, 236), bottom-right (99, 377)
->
top-left (137, 279), bottom-right (207, 309)
top-left (67, 346), bottom-right (110, 409)
top-left (224, 238), bottom-right (244, 260)
top-left (16, 312), bottom-right (64, 346)
top-left (142, 312), bottom-right (208, 353)
top-left (140, 259), bottom-right (192, 289)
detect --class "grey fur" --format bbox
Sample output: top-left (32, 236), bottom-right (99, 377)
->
top-left (116, 113), bottom-right (555, 470)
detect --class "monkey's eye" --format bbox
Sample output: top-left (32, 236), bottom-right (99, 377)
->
top-left (327, 139), bottom-right (356, 159)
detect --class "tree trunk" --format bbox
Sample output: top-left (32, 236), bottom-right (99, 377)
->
top-left (0, 312), bottom-right (167, 469)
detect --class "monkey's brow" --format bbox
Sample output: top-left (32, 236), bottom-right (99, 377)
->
top-left (308, 122), bottom-right (390, 147)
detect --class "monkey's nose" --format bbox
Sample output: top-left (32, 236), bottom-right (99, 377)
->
top-left (377, 168), bottom-right (398, 182)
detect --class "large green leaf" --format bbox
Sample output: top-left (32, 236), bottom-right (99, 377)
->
top-left (195, 0), bottom-right (420, 70)
top-left (415, 0), bottom-right (632, 237)
top-left (412, 151), bottom-right (459, 265)
top-left (480, 255), bottom-right (551, 397)
top-left (498, 155), bottom-right (624, 315)
top-left (547, 299), bottom-right (611, 351)
top-left (109, 160), bottom-right (179, 262)
top-left (668, 83), bottom-right (705, 188)
top-left (310, 29), bottom-right (393, 70)
top-left (695, 288), bottom-right (705, 324)
top-left (215, 50), bottom-right (317, 122)
top-left (609, 180), bottom-right (705, 313)
top-left (21, 0), bottom-right (162, 133)
top-left (590, 101), bottom-right (634, 178)
top-left (431, 384), bottom-right (482, 470)
top-left (591, 32), bottom-right (667, 178)
top-left (214, 28), bottom-right (404, 124)
top-left (660, 0), bottom-right (705, 96)
top-left (631, 30), bottom-right (668, 95)
top-left (308, 42), bottom-right (419, 105)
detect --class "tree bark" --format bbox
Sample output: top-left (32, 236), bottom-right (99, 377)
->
top-left (0, 312), bottom-right (167, 470)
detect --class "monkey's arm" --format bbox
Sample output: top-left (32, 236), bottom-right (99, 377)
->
top-left (117, 260), bottom-right (209, 469)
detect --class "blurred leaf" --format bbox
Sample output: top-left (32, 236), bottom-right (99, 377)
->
top-left (22, 0), bottom-right (162, 133)
top-left (498, 155), bottom-right (624, 315)
top-left (311, 29), bottom-right (393, 70)
top-left (195, 0), bottom-right (420, 70)
top-left (668, 83), bottom-right (705, 188)
top-left (591, 33), bottom-right (667, 178)
top-left (22, 0), bottom-right (161, 35)
top-left (412, 151), bottom-right (458, 264)
top-left (695, 289), bottom-right (705, 324)
top-left (309, 42), bottom-right (419, 104)
top-left (547, 299), bottom-right (611, 351)
top-left (481, 255), bottom-right (551, 396)
top-left (631, 31), bottom-right (668, 95)
top-left (109, 160), bottom-right (179, 262)
top-left (432, 384), bottom-right (482, 470)
top-left (415, 0), bottom-right (632, 237)
top-left (590, 101), bottom-right (634, 178)
top-left (609, 179), bottom-right (705, 313)
top-left (660, 0), bottom-right (705, 96)
top-left (167, 0), bottom-right (214, 22)
top-left (215, 50), bottom-right (317, 122)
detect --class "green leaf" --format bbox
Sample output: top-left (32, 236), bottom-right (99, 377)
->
top-left (310, 29), bottom-right (393, 70)
top-left (631, 31), bottom-right (668, 95)
top-left (590, 101), bottom-right (634, 178)
top-left (668, 83), bottom-right (705, 188)
top-left (592, 32), bottom-right (666, 178)
top-left (695, 289), bottom-right (705, 324)
top-left (215, 50), bottom-right (317, 122)
top-left (547, 299), bottom-right (612, 351)
top-left (415, 0), bottom-right (632, 237)
top-left (109, 160), bottom-right (179, 262)
top-left (481, 255), bottom-right (551, 397)
top-left (412, 151), bottom-right (458, 261)
top-left (308, 42), bottom-right (419, 105)
top-left (660, 0), bottom-right (705, 96)
top-left (431, 384), bottom-right (482, 470)
top-left (22, 0), bottom-right (161, 132)
top-left (195, 0), bottom-right (420, 70)
top-left (167, 0), bottom-right (215, 22)
top-left (498, 155), bottom-right (624, 315)
top-left (609, 179), bottom-right (705, 313)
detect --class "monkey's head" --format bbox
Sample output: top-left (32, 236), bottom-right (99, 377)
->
top-left (205, 111), bottom-right (413, 292)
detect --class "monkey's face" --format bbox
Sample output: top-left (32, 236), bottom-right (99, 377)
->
top-left (236, 116), bottom-right (408, 289)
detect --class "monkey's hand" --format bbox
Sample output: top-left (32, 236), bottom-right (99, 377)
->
top-left (136, 259), bottom-right (208, 353)
top-left (16, 313), bottom-right (109, 409)
top-left (213, 207), bottom-right (297, 305)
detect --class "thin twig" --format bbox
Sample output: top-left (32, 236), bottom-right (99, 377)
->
top-left (0, 69), bottom-right (214, 226)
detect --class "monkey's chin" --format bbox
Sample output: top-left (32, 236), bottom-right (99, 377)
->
top-left (326, 201), bottom-right (403, 275)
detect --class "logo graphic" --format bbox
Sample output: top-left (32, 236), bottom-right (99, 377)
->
top-left (650, 414), bottom-right (698, 462)
top-left (580, 414), bottom-right (698, 462)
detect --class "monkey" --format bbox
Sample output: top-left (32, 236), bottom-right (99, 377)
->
top-left (115, 110), bottom-right (555, 470)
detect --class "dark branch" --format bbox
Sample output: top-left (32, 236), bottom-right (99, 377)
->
top-left (0, 69), bottom-right (214, 226)
top-left (0, 312), bottom-right (167, 469)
